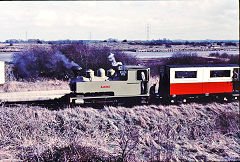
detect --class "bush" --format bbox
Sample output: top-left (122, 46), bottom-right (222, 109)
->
top-left (13, 47), bottom-right (75, 80)
top-left (228, 54), bottom-right (239, 64)
top-left (209, 52), bottom-right (220, 57)
top-left (54, 43), bottom-right (139, 74)
top-left (53, 43), bottom-right (112, 74)
top-left (225, 42), bottom-right (237, 46)
top-left (13, 43), bottom-right (139, 80)
top-left (163, 53), bottom-right (222, 65)
top-left (164, 53), bottom-right (240, 66)
top-left (219, 53), bottom-right (229, 58)
top-left (5, 62), bottom-right (15, 81)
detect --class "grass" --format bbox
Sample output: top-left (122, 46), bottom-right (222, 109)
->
top-left (0, 102), bottom-right (239, 161)
top-left (1, 45), bottom-right (240, 160)
top-left (1, 76), bottom-right (159, 93)
top-left (0, 78), bottom-right (69, 93)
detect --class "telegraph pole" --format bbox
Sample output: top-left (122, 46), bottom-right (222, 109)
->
top-left (146, 24), bottom-right (150, 40)
top-left (25, 31), bottom-right (28, 41)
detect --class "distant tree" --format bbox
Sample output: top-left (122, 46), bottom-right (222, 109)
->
top-left (164, 53), bottom-right (225, 65)
top-left (184, 41), bottom-right (190, 45)
top-left (165, 44), bottom-right (172, 48)
top-left (209, 52), bottom-right (220, 57)
top-left (37, 40), bottom-right (42, 44)
top-left (220, 53), bottom-right (229, 58)
top-left (122, 39), bottom-right (127, 42)
top-left (217, 42), bottom-right (222, 46)
top-left (225, 42), bottom-right (237, 46)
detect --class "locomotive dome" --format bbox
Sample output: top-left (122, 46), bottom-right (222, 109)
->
top-left (97, 68), bottom-right (105, 77)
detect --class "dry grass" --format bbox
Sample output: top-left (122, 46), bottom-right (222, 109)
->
top-left (0, 79), bottom-right (69, 93)
top-left (0, 102), bottom-right (239, 161)
top-left (0, 77), bottom-right (158, 93)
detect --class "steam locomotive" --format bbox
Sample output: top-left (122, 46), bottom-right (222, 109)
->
top-left (69, 54), bottom-right (239, 105)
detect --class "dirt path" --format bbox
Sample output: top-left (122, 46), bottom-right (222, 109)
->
top-left (0, 90), bottom-right (71, 102)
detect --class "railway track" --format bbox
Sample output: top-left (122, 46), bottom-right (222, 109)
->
top-left (1, 93), bottom-right (239, 110)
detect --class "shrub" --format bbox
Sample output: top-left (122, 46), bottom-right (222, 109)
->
top-left (13, 43), bottom-right (139, 80)
top-left (54, 43), bottom-right (139, 73)
top-left (5, 62), bottom-right (15, 81)
top-left (164, 53), bottom-right (218, 65)
top-left (13, 47), bottom-right (75, 80)
top-left (220, 53), bottom-right (229, 58)
top-left (225, 42), bottom-right (237, 46)
top-left (164, 52), bottom-right (240, 65)
top-left (209, 52), bottom-right (220, 57)
top-left (228, 54), bottom-right (239, 64)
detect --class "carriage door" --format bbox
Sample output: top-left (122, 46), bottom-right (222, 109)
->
top-left (233, 68), bottom-right (239, 93)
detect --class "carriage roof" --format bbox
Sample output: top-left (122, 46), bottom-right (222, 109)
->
top-left (165, 64), bottom-right (239, 68)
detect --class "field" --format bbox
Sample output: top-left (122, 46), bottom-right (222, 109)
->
top-left (0, 102), bottom-right (239, 161)
top-left (0, 43), bottom-right (239, 161)
top-left (0, 79), bottom-right (69, 93)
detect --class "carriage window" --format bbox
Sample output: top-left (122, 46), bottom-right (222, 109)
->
top-left (175, 71), bottom-right (197, 78)
top-left (210, 70), bottom-right (230, 78)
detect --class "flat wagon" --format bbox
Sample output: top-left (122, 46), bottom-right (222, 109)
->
top-left (0, 61), bottom-right (5, 85)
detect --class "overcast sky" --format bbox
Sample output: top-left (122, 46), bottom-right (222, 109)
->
top-left (0, 0), bottom-right (238, 41)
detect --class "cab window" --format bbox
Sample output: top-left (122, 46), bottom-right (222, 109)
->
top-left (137, 70), bottom-right (148, 81)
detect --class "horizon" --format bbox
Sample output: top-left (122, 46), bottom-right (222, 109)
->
top-left (2, 38), bottom-right (239, 42)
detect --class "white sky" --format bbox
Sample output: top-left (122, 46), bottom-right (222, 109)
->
top-left (0, 0), bottom-right (238, 41)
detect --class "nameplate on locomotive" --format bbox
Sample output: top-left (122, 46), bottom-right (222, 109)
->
top-left (101, 86), bottom-right (110, 88)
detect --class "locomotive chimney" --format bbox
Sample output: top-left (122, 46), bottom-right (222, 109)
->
top-left (86, 69), bottom-right (94, 81)
top-left (71, 64), bottom-right (82, 77)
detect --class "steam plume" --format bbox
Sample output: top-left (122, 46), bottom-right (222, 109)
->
top-left (54, 51), bottom-right (82, 70)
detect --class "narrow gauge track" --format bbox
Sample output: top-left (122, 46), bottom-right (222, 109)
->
top-left (1, 95), bottom-right (239, 110)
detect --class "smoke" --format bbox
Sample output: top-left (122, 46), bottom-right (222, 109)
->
top-left (54, 51), bottom-right (82, 70)
top-left (108, 53), bottom-right (122, 67)
top-left (13, 48), bottom-right (82, 79)
top-left (13, 52), bottom-right (35, 78)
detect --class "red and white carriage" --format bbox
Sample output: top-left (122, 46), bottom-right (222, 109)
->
top-left (158, 64), bottom-right (239, 102)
